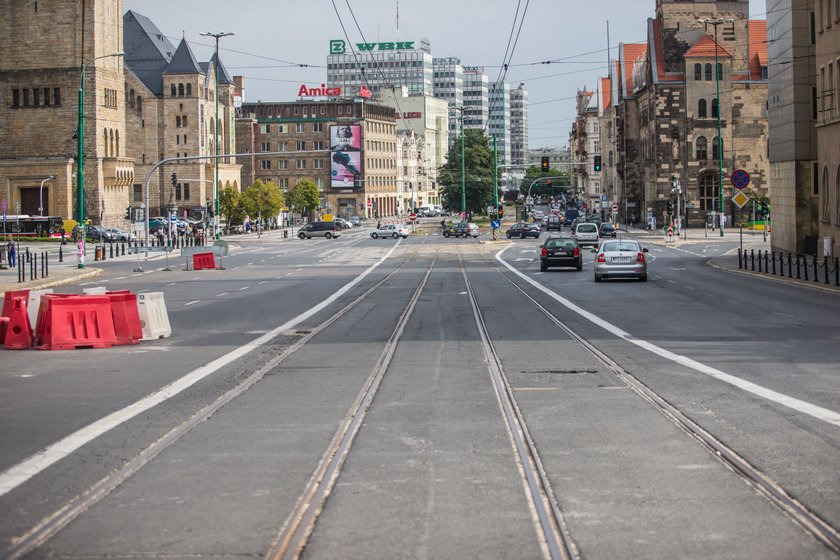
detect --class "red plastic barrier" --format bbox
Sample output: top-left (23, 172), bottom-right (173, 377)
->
top-left (4, 297), bottom-right (33, 350)
top-left (34, 293), bottom-right (76, 347)
top-left (192, 252), bottom-right (216, 270)
top-left (1, 289), bottom-right (29, 340)
top-left (35, 294), bottom-right (117, 350)
top-left (105, 291), bottom-right (141, 345)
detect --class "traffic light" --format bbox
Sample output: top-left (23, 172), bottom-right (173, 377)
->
top-left (124, 206), bottom-right (132, 220)
top-left (667, 200), bottom-right (673, 213)
top-left (498, 205), bottom-right (504, 218)
top-left (593, 155), bottom-right (602, 173)
top-left (541, 156), bottom-right (549, 172)
top-left (171, 173), bottom-right (177, 188)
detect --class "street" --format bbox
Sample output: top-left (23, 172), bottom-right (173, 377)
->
top-left (0, 224), bottom-right (838, 559)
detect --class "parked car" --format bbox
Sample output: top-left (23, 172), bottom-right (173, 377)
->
top-left (85, 225), bottom-right (119, 242)
top-left (540, 237), bottom-right (583, 272)
top-left (505, 222), bottom-right (541, 239)
top-left (298, 221), bottom-right (340, 239)
top-left (349, 216), bottom-right (362, 227)
top-left (442, 222), bottom-right (479, 238)
top-left (371, 224), bottom-right (409, 238)
top-left (573, 222), bottom-right (599, 246)
top-left (598, 223), bottom-right (617, 238)
top-left (105, 227), bottom-right (136, 242)
top-left (593, 239), bottom-right (649, 282)
top-left (333, 217), bottom-right (353, 230)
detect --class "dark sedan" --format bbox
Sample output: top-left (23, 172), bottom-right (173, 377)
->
top-left (506, 222), bottom-right (541, 239)
top-left (599, 223), bottom-right (617, 238)
top-left (540, 237), bottom-right (583, 271)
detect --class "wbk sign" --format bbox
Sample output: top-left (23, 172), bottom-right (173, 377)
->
top-left (329, 40), bottom-right (415, 54)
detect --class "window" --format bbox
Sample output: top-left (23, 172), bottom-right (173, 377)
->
top-left (54, 88), bottom-right (60, 106)
top-left (182, 116), bottom-right (187, 127)
top-left (712, 136), bottom-right (722, 159)
top-left (296, 123), bottom-right (306, 133)
top-left (698, 99), bottom-right (707, 118)
top-left (712, 98), bottom-right (719, 118)
top-left (822, 165), bottom-right (830, 221)
top-left (313, 122), bottom-right (324, 132)
top-left (183, 183), bottom-right (190, 200)
top-left (186, 83), bottom-right (192, 96)
top-left (694, 63), bottom-right (702, 80)
top-left (705, 63), bottom-right (712, 81)
top-left (171, 84), bottom-right (176, 97)
top-left (278, 124), bottom-right (288, 133)
top-left (259, 124), bottom-right (270, 134)
top-left (278, 178), bottom-right (289, 188)
top-left (178, 83), bottom-right (184, 97)
top-left (278, 142), bottom-right (287, 151)
top-left (12, 89), bottom-right (19, 108)
top-left (175, 183), bottom-right (182, 200)
top-left (133, 184), bottom-right (143, 202)
top-left (176, 116), bottom-right (182, 127)
top-left (277, 159), bottom-right (288, 169)
top-left (296, 160), bottom-right (307, 169)
top-left (296, 141), bottom-right (306, 151)
top-left (314, 140), bottom-right (325, 150)
top-left (699, 173), bottom-right (719, 211)
top-left (260, 142), bottom-right (271, 152)
top-left (23, 88), bottom-right (29, 107)
top-left (696, 136), bottom-right (708, 159)
top-left (314, 159), bottom-right (324, 169)
top-left (260, 160), bottom-right (271, 170)
top-left (33, 88), bottom-right (40, 106)
top-left (176, 135), bottom-right (180, 145)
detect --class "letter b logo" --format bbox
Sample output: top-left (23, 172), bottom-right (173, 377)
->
top-left (330, 40), bottom-right (346, 54)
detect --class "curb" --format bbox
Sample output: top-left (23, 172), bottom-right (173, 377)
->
top-left (0, 267), bottom-right (105, 298)
top-left (706, 258), bottom-right (840, 295)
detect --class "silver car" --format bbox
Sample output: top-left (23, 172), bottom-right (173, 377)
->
top-left (573, 222), bottom-right (599, 246)
top-left (593, 239), bottom-right (649, 282)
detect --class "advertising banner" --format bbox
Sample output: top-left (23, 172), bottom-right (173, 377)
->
top-left (330, 125), bottom-right (362, 188)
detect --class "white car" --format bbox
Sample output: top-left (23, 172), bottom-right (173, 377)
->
top-left (371, 224), bottom-right (410, 239)
top-left (333, 217), bottom-right (353, 229)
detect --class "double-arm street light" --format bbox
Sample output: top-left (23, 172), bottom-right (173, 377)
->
top-left (200, 31), bottom-right (234, 240)
top-left (77, 50), bottom-right (124, 268)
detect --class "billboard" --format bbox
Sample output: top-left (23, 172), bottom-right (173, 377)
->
top-left (330, 125), bottom-right (362, 188)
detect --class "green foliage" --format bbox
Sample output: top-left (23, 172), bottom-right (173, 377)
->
top-left (437, 129), bottom-right (495, 216)
top-left (519, 165), bottom-right (570, 197)
top-left (240, 179), bottom-right (284, 220)
top-left (218, 186), bottom-right (244, 231)
top-left (286, 178), bottom-right (320, 217)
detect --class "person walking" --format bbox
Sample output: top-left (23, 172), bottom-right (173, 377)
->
top-left (8, 240), bottom-right (16, 267)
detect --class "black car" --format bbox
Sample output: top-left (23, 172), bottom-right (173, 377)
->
top-left (540, 237), bottom-right (583, 271)
top-left (442, 222), bottom-right (478, 238)
top-left (506, 222), bottom-right (541, 239)
top-left (85, 225), bottom-right (116, 242)
top-left (545, 215), bottom-right (562, 230)
top-left (598, 223), bottom-right (617, 238)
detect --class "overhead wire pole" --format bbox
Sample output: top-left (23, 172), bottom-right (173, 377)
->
top-left (200, 31), bottom-right (234, 240)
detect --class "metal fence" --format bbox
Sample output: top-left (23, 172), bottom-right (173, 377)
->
top-left (738, 249), bottom-right (840, 287)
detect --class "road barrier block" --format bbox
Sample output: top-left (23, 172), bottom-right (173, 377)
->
top-left (35, 294), bottom-right (117, 350)
top-left (3, 297), bottom-right (33, 350)
top-left (1, 290), bottom-right (30, 341)
top-left (106, 291), bottom-right (142, 345)
top-left (137, 292), bottom-right (171, 340)
top-left (192, 252), bottom-right (216, 270)
top-left (27, 289), bottom-right (54, 330)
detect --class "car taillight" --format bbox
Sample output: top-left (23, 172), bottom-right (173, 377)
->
top-left (596, 253), bottom-right (606, 263)
top-left (540, 248), bottom-right (547, 257)
top-left (573, 247), bottom-right (580, 257)
top-left (637, 252), bottom-right (645, 263)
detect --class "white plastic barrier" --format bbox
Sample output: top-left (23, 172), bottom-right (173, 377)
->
top-left (28, 289), bottom-right (54, 329)
top-left (136, 292), bottom-right (172, 340)
top-left (83, 286), bottom-right (108, 295)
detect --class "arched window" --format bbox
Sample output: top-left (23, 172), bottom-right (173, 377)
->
top-left (711, 98), bottom-right (719, 118)
top-left (103, 128), bottom-right (109, 157)
top-left (170, 84), bottom-right (176, 97)
top-left (698, 99), bottom-right (707, 118)
top-left (712, 136), bottom-right (722, 159)
top-left (822, 165), bottom-right (830, 222)
top-left (136, 96), bottom-right (142, 112)
top-left (176, 116), bottom-right (182, 127)
top-left (699, 173), bottom-right (720, 212)
top-left (694, 63), bottom-right (702, 81)
top-left (705, 63), bottom-right (713, 81)
top-left (109, 128), bottom-right (114, 158)
top-left (696, 136), bottom-right (708, 159)
top-left (186, 83), bottom-right (192, 96)
top-left (210, 118), bottom-right (215, 135)
top-left (129, 90), bottom-right (135, 108)
top-left (178, 83), bottom-right (185, 97)
top-left (115, 130), bottom-right (120, 157)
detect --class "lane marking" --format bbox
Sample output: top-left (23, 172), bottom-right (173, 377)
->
top-left (216, 292), bottom-right (228, 297)
top-left (496, 247), bottom-right (840, 428)
top-left (259, 281), bottom-right (268, 285)
top-left (184, 300), bottom-right (200, 306)
top-left (0, 241), bottom-right (402, 498)
top-left (239, 286), bottom-right (250, 291)
top-left (115, 276), bottom-right (127, 281)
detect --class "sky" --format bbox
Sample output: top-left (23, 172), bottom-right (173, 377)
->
top-left (122, 0), bottom-right (768, 150)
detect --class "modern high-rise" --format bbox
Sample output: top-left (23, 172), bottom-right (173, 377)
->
top-left (432, 57), bottom-right (464, 137)
top-left (326, 38), bottom-right (433, 98)
top-left (462, 66), bottom-right (489, 130)
top-left (510, 83), bottom-right (529, 168)
top-left (489, 80), bottom-right (511, 168)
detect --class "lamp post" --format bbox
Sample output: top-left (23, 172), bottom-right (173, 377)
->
top-left (200, 31), bottom-right (234, 240)
top-left (39, 175), bottom-right (55, 216)
top-left (77, 51), bottom-right (123, 269)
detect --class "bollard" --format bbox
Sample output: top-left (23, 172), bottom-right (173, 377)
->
top-left (101, 243), bottom-right (106, 261)
top-left (796, 255), bottom-right (802, 279)
top-left (824, 257), bottom-right (829, 284)
top-left (814, 255), bottom-right (819, 282)
top-left (835, 258), bottom-right (840, 287)
top-left (58, 244), bottom-right (63, 263)
top-left (803, 256), bottom-right (809, 281)
top-left (771, 251), bottom-right (776, 275)
top-left (44, 251), bottom-right (48, 277)
top-left (18, 259), bottom-right (23, 282)
top-left (283, 229), bottom-right (288, 239)
top-left (787, 253), bottom-right (793, 278)
top-left (764, 251), bottom-right (769, 273)
top-left (94, 245), bottom-right (100, 261)
top-left (779, 252), bottom-right (784, 277)
top-left (737, 248), bottom-right (742, 269)
top-left (750, 249), bottom-right (756, 271)
top-left (758, 250), bottom-right (763, 273)
top-left (121, 241), bottom-right (126, 256)
top-left (110, 242), bottom-right (114, 259)
top-left (30, 255), bottom-right (35, 280)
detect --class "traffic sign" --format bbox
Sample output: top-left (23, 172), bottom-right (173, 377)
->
top-left (409, 212), bottom-right (417, 222)
top-left (602, 195), bottom-right (608, 202)
top-left (611, 204), bottom-right (619, 212)
top-left (731, 190), bottom-right (750, 208)
top-left (731, 169), bottom-right (750, 189)
top-left (1, 199), bottom-right (6, 212)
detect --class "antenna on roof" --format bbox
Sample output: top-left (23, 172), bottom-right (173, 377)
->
top-left (396, 0), bottom-right (400, 42)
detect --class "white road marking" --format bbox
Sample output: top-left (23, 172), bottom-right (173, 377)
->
top-left (216, 292), bottom-right (228, 297)
top-left (774, 311), bottom-right (794, 318)
top-left (497, 247), bottom-right (840, 428)
top-left (130, 274), bottom-right (142, 277)
top-left (239, 286), bottom-right (250, 291)
top-left (259, 281), bottom-right (268, 285)
top-left (184, 300), bottom-right (200, 306)
top-left (80, 282), bottom-right (94, 286)
top-left (166, 282), bottom-right (177, 287)
top-left (0, 240), bottom-right (403, 498)
top-left (115, 276), bottom-right (127, 281)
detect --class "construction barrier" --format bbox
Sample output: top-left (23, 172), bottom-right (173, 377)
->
top-left (1, 289), bottom-right (30, 340)
top-left (137, 292), bottom-right (171, 340)
top-left (105, 291), bottom-right (142, 345)
top-left (27, 289), bottom-right (54, 330)
top-left (35, 294), bottom-right (117, 350)
top-left (3, 297), bottom-right (34, 350)
top-left (192, 252), bottom-right (216, 271)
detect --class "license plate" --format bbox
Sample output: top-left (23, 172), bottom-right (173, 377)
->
top-left (613, 257), bottom-right (632, 263)
top-left (552, 251), bottom-right (568, 256)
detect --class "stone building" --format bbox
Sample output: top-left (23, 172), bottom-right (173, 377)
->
top-left (602, 0), bottom-right (768, 228)
top-left (816, 0), bottom-right (840, 257)
top-left (123, 11), bottom-right (240, 219)
top-left (570, 89), bottom-right (602, 210)
top-left (237, 98), bottom-right (398, 220)
top-left (0, 0), bottom-right (133, 227)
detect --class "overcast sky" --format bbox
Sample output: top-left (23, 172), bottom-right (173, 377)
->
top-left (123, 0), bottom-right (768, 149)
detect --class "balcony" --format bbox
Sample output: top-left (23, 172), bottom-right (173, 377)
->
top-left (103, 157), bottom-right (135, 187)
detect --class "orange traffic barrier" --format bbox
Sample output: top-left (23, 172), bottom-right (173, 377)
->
top-left (105, 291), bottom-right (142, 345)
top-left (1, 289), bottom-right (30, 340)
top-left (192, 252), bottom-right (216, 270)
top-left (35, 294), bottom-right (117, 351)
top-left (4, 297), bottom-right (33, 350)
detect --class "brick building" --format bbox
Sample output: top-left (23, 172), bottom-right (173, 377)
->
top-left (0, 0), bottom-right (133, 227)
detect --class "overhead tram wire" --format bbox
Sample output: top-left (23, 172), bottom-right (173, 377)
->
top-left (485, 0), bottom-right (531, 136)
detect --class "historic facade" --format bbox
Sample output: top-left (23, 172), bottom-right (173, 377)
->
top-left (0, 0), bottom-right (133, 227)
top-left (816, 0), bottom-right (840, 257)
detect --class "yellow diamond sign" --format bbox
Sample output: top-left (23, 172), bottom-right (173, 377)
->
top-left (731, 190), bottom-right (750, 208)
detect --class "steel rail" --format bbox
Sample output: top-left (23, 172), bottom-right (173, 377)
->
top-left (266, 245), bottom-right (440, 560)
top-left (458, 249), bottom-right (578, 560)
top-left (483, 250), bottom-right (840, 555)
top-left (3, 237), bottom-right (430, 560)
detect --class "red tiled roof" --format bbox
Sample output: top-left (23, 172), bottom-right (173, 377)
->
top-left (651, 18), bottom-right (682, 83)
top-left (748, 20), bottom-right (767, 80)
top-left (601, 77), bottom-right (612, 111)
top-left (684, 35), bottom-right (734, 59)
top-left (622, 43), bottom-right (648, 96)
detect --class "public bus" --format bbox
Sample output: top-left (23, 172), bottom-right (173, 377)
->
top-left (0, 215), bottom-right (66, 238)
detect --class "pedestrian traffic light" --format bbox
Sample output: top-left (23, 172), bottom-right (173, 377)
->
top-left (541, 156), bottom-right (549, 172)
top-left (593, 155), bottom-right (602, 173)
top-left (171, 173), bottom-right (177, 188)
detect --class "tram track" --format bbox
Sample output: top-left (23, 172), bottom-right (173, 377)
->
top-left (473, 245), bottom-right (840, 556)
top-left (2, 237), bottom-right (433, 560)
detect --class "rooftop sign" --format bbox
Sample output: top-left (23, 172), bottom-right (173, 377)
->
top-left (329, 39), bottom-right (415, 55)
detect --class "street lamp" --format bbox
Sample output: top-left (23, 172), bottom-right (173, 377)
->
top-left (449, 107), bottom-right (466, 220)
top-left (699, 17), bottom-right (733, 237)
top-left (39, 175), bottom-right (55, 216)
top-left (200, 31), bottom-right (234, 240)
top-left (77, 51), bottom-right (124, 268)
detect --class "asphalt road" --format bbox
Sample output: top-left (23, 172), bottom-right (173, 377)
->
top-left (0, 224), bottom-right (838, 559)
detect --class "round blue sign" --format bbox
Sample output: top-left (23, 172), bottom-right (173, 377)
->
top-left (731, 169), bottom-right (750, 189)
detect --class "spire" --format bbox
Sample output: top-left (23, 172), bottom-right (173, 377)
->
top-left (164, 37), bottom-right (202, 75)
top-left (210, 53), bottom-right (234, 85)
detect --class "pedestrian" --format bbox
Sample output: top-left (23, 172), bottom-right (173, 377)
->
top-left (376, 220), bottom-right (381, 230)
top-left (245, 220), bottom-right (251, 234)
top-left (8, 240), bottom-right (16, 267)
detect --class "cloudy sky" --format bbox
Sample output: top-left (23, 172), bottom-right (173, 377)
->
top-left (123, 0), bottom-right (768, 149)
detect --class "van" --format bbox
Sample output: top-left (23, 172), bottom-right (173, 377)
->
top-left (297, 221), bottom-right (340, 239)
top-left (573, 222), bottom-right (599, 246)
top-left (418, 204), bottom-right (437, 217)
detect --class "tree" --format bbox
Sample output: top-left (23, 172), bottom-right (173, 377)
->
top-left (240, 179), bottom-right (284, 222)
top-left (437, 128), bottom-right (495, 217)
top-left (286, 178), bottom-right (320, 221)
top-left (218, 186), bottom-right (244, 233)
top-left (519, 165), bottom-right (570, 198)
